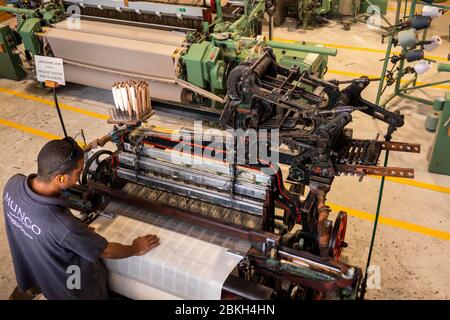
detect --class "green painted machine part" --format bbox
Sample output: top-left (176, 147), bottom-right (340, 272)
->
top-left (182, 36), bottom-right (335, 95)
top-left (271, 44), bottom-right (330, 78)
top-left (267, 40), bottom-right (337, 56)
top-left (428, 94), bottom-right (450, 176)
top-left (437, 63), bottom-right (450, 73)
top-left (0, 24), bottom-right (27, 80)
top-left (376, 0), bottom-right (450, 108)
top-left (183, 41), bottom-right (226, 93)
top-left (274, 0), bottom-right (388, 28)
top-left (18, 18), bottom-right (42, 55)
top-left (274, 0), bottom-right (333, 27)
top-left (212, 0), bottom-right (266, 37)
top-left (0, 1), bottom-right (334, 105)
top-left (298, 0), bottom-right (332, 22)
top-left (0, 3), bottom-right (64, 24)
top-left (0, 2), bottom-right (65, 52)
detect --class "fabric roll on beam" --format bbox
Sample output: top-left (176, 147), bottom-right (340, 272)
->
top-left (63, 63), bottom-right (187, 103)
top-left (52, 20), bottom-right (187, 47)
top-left (91, 212), bottom-right (245, 300)
top-left (108, 272), bottom-right (182, 300)
top-left (45, 27), bottom-right (179, 79)
top-left (45, 21), bottom-right (188, 102)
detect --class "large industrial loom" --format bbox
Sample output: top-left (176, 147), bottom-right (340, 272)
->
top-left (1, 0), bottom-right (421, 300)
top-left (0, 0), bottom-right (337, 110)
top-left (57, 51), bottom-right (421, 300)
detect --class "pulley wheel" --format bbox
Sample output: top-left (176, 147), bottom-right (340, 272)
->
top-left (81, 150), bottom-right (114, 185)
top-left (329, 211), bottom-right (348, 260)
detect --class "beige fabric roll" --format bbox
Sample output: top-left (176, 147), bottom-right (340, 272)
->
top-left (63, 63), bottom-right (187, 103)
top-left (45, 21), bottom-right (188, 102)
top-left (91, 214), bottom-right (244, 300)
top-left (108, 272), bottom-right (182, 300)
top-left (46, 28), bottom-right (179, 79)
top-left (53, 20), bottom-right (186, 47)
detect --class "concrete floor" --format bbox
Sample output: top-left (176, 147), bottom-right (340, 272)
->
top-left (0, 1), bottom-right (449, 299)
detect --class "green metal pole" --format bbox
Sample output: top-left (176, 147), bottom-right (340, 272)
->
top-left (360, 149), bottom-right (389, 299)
top-left (403, 0), bottom-right (408, 20)
top-left (395, 0), bottom-right (402, 24)
top-left (381, 92), bottom-right (398, 107)
top-left (398, 93), bottom-right (434, 106)
top-left (382, 77), bottom-right (414, 107)
top-left (400, 79), bottom-right (450, 92)
top-left (0, 6), bottom-right (35, 15)
top-left (375, 36), bottom-right (394, 105)
top-left (393, 54), bottom-right (406, 98)
top-left (437, 63), bottom-right (450, 73)
top-left (409, 0), bottom-right (417, 18)
top-left (267, 41), bottom-right (338, 56)
top-left (216, 0), bottom-right (223, 20)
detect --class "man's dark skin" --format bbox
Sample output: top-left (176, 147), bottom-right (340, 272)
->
top-left (29, 157), bottom-right (160, 258)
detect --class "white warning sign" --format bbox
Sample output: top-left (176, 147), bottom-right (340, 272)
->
top-left (35, 55), bottom-right (66, 85)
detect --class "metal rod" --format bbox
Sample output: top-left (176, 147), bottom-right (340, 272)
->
top-left (53, 88), bottom-right (68, 137)
top-left (89, 182), bottom-right (280, 245)
top-left (437, 63), bottom-right (450, 73)
top-left (215, 0), bottom-right (223, 20)
top-left (409, 0), bottom-right (417, 18)
top-left (380, 90), bottom-right (397, 107)
top-left (77, 14), bottom-right (195, 33)
top-left (375, 36), bottom-right (394, 105)
top-left (394, 58), bottom-right (406, 96)
top-left (400, 0), bottom-right (406, 23)
top-left (0, 5), bottom-right (35, 15)
top-left (398, 93), bottom-right (433, 106)
top-left (399, 79), bottom-right (450, 92)
top-left (359, 149), bottom-right (389, 299)
top-left (267, 41), bottom-right (337, 56)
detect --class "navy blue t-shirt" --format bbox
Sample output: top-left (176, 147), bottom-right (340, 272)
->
top-left (2, 174), bottom-right (109, 299)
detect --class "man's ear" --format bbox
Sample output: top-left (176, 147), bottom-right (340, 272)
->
top-left (56, 175), bottom-right (65, 183)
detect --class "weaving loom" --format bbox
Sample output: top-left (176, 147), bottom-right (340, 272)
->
top-left (63, 118), bottom-right (417, 300)
top-left (0, 0), bottom-right (336, 108)
top-left (60, 52), bottom-right (420, 300)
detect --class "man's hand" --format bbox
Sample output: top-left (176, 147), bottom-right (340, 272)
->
top-left (132, 235), bottom-right (160, 256)
top-left (101, 235), bottom-right (160, 259)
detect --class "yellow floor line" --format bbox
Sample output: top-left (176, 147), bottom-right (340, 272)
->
top-left (0, 118), bottom-right (85, 146)
top-left (0, 118), bottom-right (61, 140)
top-left (271, 38), bottom-right (449, 62)
top-left (328, 202), bottom-right (450, 241)
top-left (370, 176), bottom-right (450, 195)
top-left (0, 88), bottom-right (109, 120)
top-left (0, 116), bottom-right (448, 241)
top-left (327, 69), bottom-right (450, 90)
top-left (1, 87), bottom-right (449, 194)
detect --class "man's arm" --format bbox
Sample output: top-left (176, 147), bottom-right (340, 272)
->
top-left (101, 235), bottom-right (160, 259)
